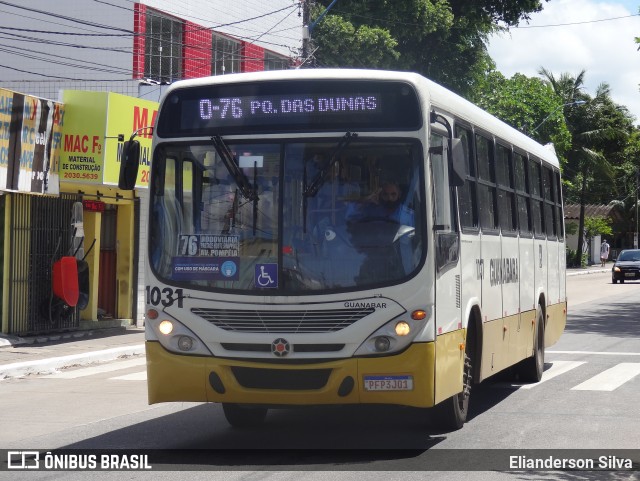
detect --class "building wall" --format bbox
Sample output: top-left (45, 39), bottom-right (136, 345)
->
top-left (141, 0), bottom-right (300, 58)
top-left (0, 0), bottom-right (301, 329)
top-left (183, 21), bottom-right (213, 79)
top-left (0, 0), bottom-right (301, 101)
top-left (242, 44), bottom-right (265, 73)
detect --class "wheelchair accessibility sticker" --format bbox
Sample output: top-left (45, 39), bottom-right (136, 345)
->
top-left (255, 263), bottom-right (278, 288)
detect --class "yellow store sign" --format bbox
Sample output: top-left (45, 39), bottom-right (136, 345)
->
top-left (61, 91), bottom-right (157, 188)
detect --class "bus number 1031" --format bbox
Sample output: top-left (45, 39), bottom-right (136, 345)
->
top-left (146, 286), bottom-right (184, 308)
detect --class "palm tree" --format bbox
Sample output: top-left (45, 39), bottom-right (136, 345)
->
top-left (539, 69), bottom-right (627, 266)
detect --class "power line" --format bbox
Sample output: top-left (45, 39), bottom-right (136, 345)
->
top-left (514, 14), bottom-right (640, 29)
top-left (0, 3), bottom-right (298, 41)
top-left (0, 1), bottom-right (301, 83)
top-left (0, 63), bottom-right (135, 81)
top-left (0, 0), bottom-right (131, 33)
top-left (0, 44), bottom-right (131, 74)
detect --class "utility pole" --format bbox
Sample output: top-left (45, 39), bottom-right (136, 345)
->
top-left (301, 0), bottom-right (311, 67)
top-left (633, 166), bottom-right (640, 249)
top-left (299, 0), bottom-right (338, 68)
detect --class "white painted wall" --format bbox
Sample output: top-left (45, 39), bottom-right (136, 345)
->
top-left (0, 0), bottom-right (301, 100)
top-left (0, 0), bottom-right (301, 327)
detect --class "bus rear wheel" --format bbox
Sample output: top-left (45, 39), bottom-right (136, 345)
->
top-left (516, 306), bottom-right (545, 382)
top-left (222, 403), bottom-right (268, 428)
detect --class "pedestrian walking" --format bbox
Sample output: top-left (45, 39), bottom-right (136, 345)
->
top-left (600, 239), bottom-right (610, 267)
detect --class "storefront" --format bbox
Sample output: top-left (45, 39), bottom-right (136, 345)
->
top-left (0, 88), bottom-right (157, 336)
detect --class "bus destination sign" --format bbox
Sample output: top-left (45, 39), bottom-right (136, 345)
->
top-left (197, 94), bottom-right (380, 122)
top-left (157, 80), bottom-right (422, 136)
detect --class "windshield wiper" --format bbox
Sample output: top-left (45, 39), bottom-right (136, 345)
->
top-left (302, 132), bottom-right (357, 234)
top-left (303, 132), bottom-right (357, 198)
top-left (212, 135), bottom-right (258, 202)
top-left (212, 135), bottom-right (260, 235)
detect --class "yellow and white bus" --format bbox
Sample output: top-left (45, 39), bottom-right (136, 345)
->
top-left (120, 69), bottom-right (567, 430)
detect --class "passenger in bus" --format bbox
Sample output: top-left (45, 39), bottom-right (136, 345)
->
top-left (346, 181), bottom-right (414, 226)
top-left (344, 180), bottom-right (417, 279)
top-left (308, 155), bottom-right (360, 242)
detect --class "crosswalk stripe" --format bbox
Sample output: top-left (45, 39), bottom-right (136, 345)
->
top-left (514, 360), bottom-right (586, 390)
top-left (110, 371), bottom-right (147, 381)
top-left (548, 351), bottom-right (640, 356)
top-left (571, 363), bottom-right (640, 391)
top-left (45, 358), bottom-right (146, 379)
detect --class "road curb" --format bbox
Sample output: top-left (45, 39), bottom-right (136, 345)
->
top-left (566, 268), bottom-right (609, 276)
top-left (0, 344), bottom-right (145, 380)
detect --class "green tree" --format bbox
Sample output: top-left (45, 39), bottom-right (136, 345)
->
top-left (540, 69), bottom-right (632, 266)
top-left (470, 71), bottom-right (571, 158)
top-left (584, 216), bottom-right (613, 238)
top-left (614, 128), bottom-right (640, 246)
top-left (310, 0), bottom-right (548, 97)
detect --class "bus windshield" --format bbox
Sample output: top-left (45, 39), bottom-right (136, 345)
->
top-left (149, 138), bottom-right (425, 293)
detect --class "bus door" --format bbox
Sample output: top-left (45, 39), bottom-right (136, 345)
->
top-left (529, 159), bottom-right (547, 342)
top-left (495, 143), bottom-right (520, 365)
top-left (515, 153), bottom-right (537, 360)
top-left (475, 133), bottom-right (504, 373)
top-left (430, 133), bottom-right (462, 335)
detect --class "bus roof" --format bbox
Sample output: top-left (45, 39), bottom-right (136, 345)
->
top-left (162, 68), bottom-right (560, 169)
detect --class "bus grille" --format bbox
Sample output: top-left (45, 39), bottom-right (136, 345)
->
top-left (191, 307), bottom-right (375, 333)
top-left (231, 367), bottom-right (331, 390)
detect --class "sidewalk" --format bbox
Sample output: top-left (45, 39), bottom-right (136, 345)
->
top-left (0, 326), bottom-right (145, 380)
top-left (566, 264), bottom-right (610, 276)
top-left (0, 265), bottom-right (611, 381)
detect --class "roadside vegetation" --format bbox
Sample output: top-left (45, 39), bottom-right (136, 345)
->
top-left (310, 0), bottom-right (640, 253)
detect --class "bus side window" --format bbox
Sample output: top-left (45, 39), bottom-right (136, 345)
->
top-left (455, 125), bottom-right (478, 229)
top-left (542, 166), bottom-right (556, 238)
top-left (431, 132), bottom-right (459, 271)
top-left (475, 133), bottom-right (497, 231)
top-left (554, 171), bottom-right (564, 239)
top-left (514, 152), bottom-right (531, 235)
top-left (528, 158), bottom-right (544, 237)
top-left (495, 143), bottom-right (517, 233)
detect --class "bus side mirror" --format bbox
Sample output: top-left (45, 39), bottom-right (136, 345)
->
top-left (449, 138), bottom-right (466, 187)
top-left (118, 140), bottom-right (141, 190)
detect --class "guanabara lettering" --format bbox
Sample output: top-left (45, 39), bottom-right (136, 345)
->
top-left (344, 302), bottom-right (387, 309)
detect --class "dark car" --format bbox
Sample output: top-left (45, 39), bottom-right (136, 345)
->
top-left (612, 249), bottom-right (640, 283)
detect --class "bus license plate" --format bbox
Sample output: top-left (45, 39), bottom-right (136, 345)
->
top-left (363, 375), bottom-right (413, 391)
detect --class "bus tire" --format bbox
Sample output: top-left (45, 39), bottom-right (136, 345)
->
top-left (431, 342), bottom-right (473, 431)
top-left (222, 403), bottom-right (268, 428)
top-left (517, 306), bottom-right (545, 382)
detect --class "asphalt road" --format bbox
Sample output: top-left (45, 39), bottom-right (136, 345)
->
top-left (1, 271), bottom-right (638, 480)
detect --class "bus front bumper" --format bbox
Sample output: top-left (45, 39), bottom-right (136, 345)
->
top-left (146, 341), bottom-right (436, 408)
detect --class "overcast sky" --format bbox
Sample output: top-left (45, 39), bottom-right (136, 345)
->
top-left (487, 0), bottom-right (640, 125)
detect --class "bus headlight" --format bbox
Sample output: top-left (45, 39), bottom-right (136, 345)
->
top-left (148, 315), bottom-right (212, 356)
top-left (374, 336), bottom-right (392, 352)
top-left (177, 335), bottom-right (194, 352)
top-left (158, 320), bottom-right (174, 335)
top-left (354, 314), bottom-right (428, 357)
top-left (395, 321), bottom-right (411, 336)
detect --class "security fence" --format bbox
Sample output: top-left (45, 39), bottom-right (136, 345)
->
top-left (6, 193), bottom-right (82, 335)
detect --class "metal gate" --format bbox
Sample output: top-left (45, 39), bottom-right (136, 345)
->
top-left (7, 193), bottom-right (81, 335)
top-left (98, 205), bottom-right (117, 318)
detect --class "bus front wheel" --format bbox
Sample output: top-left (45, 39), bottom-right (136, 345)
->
top-left (222, 403), bottom-right (268, 428)
top-left (431, 348), bottom-right (473, 431)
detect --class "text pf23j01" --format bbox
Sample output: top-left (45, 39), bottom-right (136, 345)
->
top-left (146, 286), bottom-right (184, 308)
